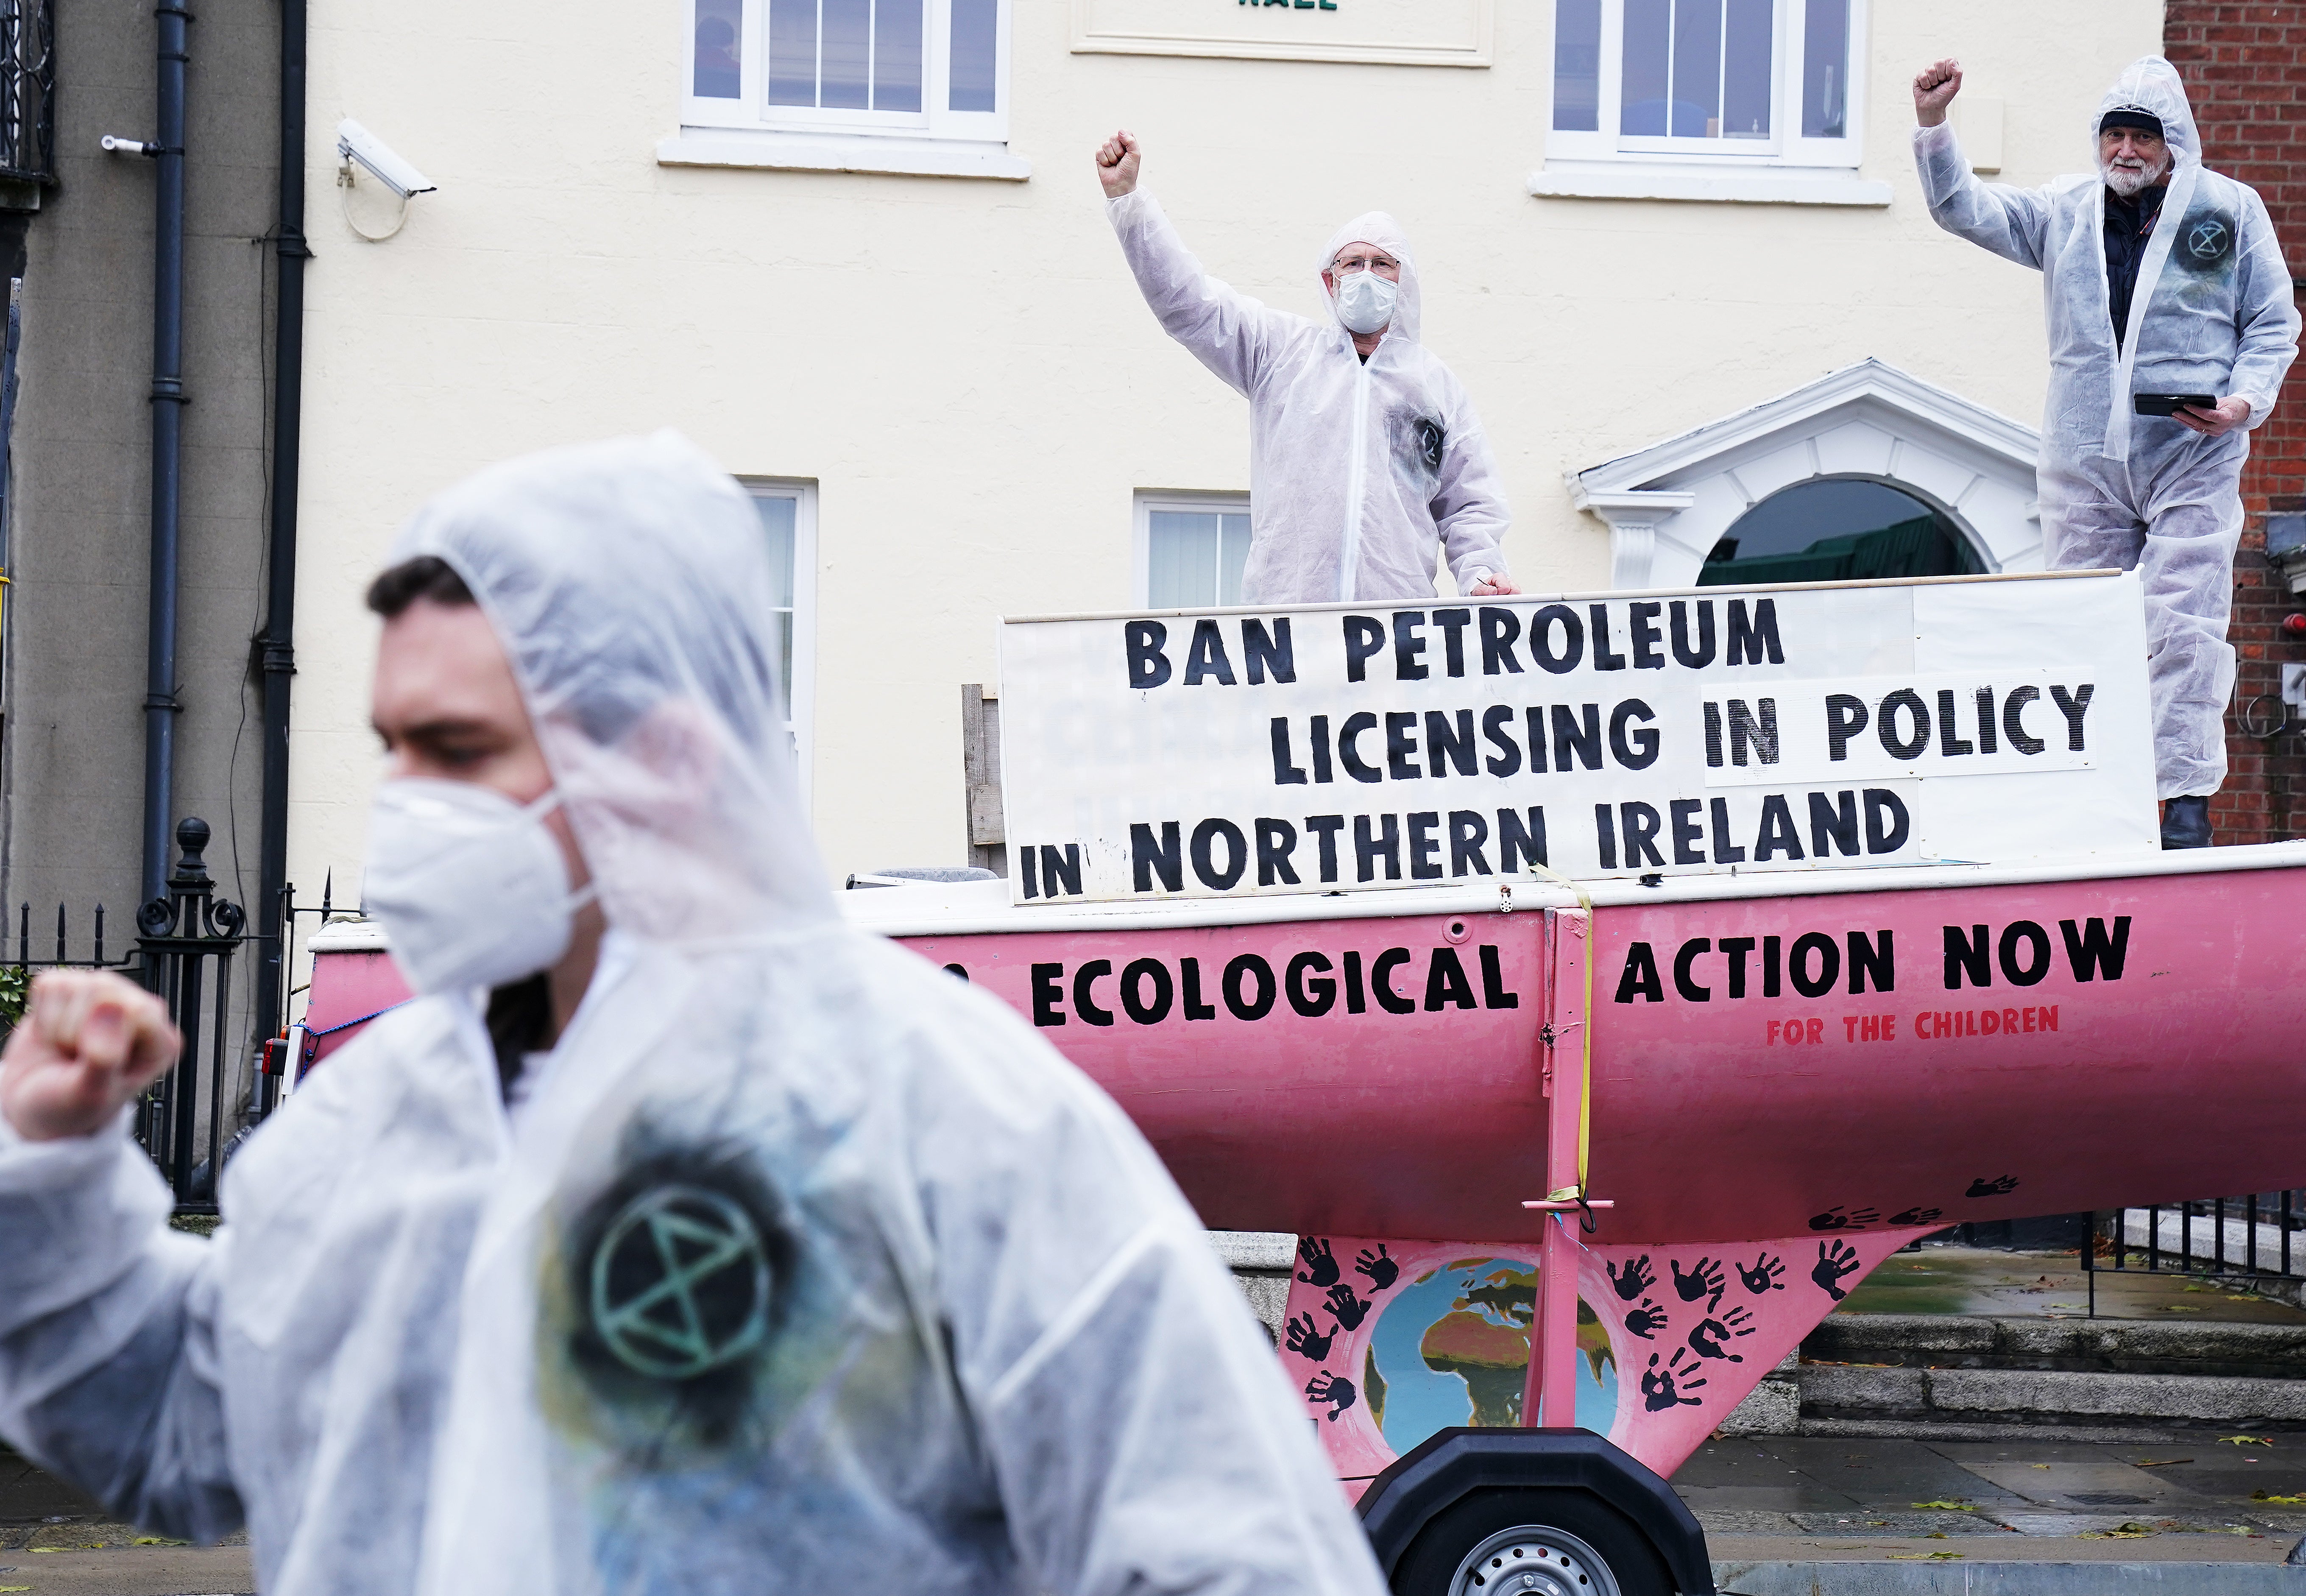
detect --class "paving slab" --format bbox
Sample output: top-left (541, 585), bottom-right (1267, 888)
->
top-left (1713, 1555), bottom-right (2304, 1596)
top-left (1760, 1437), bottom-right (2026, 1511)
top-left (0, 1545), bottom-right (254, 1594)
top-left (1711, 1532), bottom-right (2293, 1563)
top-left (1932, 1444), bottom-right (2212, 1510)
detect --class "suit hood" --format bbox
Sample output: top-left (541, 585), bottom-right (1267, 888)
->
top-left (390, 430), bottom-right (838, 943)
top-left (1318, 210), bottom-right (1421, 346)
top-left (2094, 55), bottom-right (2200, 174)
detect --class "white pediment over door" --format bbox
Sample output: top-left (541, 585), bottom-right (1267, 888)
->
top-left (1567, 359), bottom-right (2044, 592)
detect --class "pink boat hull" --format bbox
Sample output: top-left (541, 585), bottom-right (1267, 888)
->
top-left (302, 851), bottom-right (2306, 1480)
top-left (899, 865), bottom-right (2306, 1247)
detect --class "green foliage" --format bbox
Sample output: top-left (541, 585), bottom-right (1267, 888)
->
top-left (0, 964), bottom-right (26, 1030)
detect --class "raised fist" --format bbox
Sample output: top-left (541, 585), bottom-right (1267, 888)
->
top-left (1094, 129), bottom-right (1142, 199)
top-left (1913, 59), bottom-right (1962, 127)
top-left (0, 971), bottom-right (181, 1142)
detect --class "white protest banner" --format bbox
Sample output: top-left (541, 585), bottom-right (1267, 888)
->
top-left (995, 572), bottom-right (2159, 905)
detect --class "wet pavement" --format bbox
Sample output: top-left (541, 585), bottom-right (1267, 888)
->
top-left (0, 1453), bottom-right (251, 1596)
top-left (1681, 1429), bottom-right (2306, 1548)
top-left (1841, 1246), bottom-right (2306, 1324)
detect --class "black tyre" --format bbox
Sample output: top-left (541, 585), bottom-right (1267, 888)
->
top-left (1390, 1486), bottom-right (1674, 1596)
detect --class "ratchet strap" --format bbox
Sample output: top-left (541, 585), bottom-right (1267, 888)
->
top-left (1519, 862), bottom-right (1595, 1198)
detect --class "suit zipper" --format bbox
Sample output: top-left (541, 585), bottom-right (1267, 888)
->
top-left (1338, 358), bottom-right (1371, 603)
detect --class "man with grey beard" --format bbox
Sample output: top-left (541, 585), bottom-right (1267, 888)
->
top-left (1912, 56), bottom-right (2297, 848)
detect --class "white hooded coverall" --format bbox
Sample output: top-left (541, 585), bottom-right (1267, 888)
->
top-left (1914, 56), bottom-right (2300, 799)
top-left (0, 435), bottom-right (1386, 1596)
top-left (1109, 191), bottom-right (1514, 604)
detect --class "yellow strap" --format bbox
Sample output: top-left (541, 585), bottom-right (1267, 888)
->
top-left (1517, 865), bottom-right (1595, 1194)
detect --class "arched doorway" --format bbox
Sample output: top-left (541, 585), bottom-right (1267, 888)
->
top-left (1699, 477), bottom-right (1985, 586)
top-left (1568, 360), bottom-right (2043, 591)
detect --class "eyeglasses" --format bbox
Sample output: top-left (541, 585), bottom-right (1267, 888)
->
top-left (1330, 251), bottom-right (1401, 278)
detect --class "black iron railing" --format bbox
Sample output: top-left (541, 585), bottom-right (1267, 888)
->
top-left (2083, 1192), bottom-right (2306, 1314)
top-left (131, 818), bottom-right (246, 1210)
top-left (0, 0), bottom-right (53, 186)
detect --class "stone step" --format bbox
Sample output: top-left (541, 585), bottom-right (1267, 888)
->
top-left (1799, 1362), bottom-right (2306, 1437)
top-left (1708, 1315), bottom-right (2306, 1441)
top-left (1810, 1313), bottom-right (2306, 1380)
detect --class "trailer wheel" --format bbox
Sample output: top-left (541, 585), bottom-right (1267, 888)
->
top-left (1390, 1487), bottom-right (1673, 1596)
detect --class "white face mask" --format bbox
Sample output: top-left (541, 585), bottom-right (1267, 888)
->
top-left (362, 778), bottom-right (595, 996)
top-left (1332, 268), bottom-right (1397, 337)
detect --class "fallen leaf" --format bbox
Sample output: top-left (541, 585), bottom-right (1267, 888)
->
top-left (2032, 1463), bottom-right (2053, 1469)
top-left (1913, 1500), bottom-right (1975, 1510)
top-left (132, 1536), bottom-right (187, 1546)
top-left (2166, 1305), bottom-right (2204, 1312)
top-left (2222, 1436), bottom-right (2275, 1447)
top-left (2251, 1491), bottom-right (2306, 1504)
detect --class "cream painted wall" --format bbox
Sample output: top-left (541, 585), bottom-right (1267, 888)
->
top-left (290, 0), bottom-right (2164, 901)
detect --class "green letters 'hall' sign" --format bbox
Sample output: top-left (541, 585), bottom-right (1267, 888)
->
top-left (1071, 0), bottom-right (1492, 67)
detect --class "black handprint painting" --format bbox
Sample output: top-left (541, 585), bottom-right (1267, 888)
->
top-left (1355, 1244), bottom-right (1400, 1292)
top-left (1305, 1370), bottom-right (1357, 1420)
top-left (1814, 1239), bottom-right (1863, 1300)
top-left (1623, 1298), bottom-right (1667, 1341)
top-left (1641, 1347), bottom-right (1708, 1411)
top-left (1738, 1253), bottom-right (1786, 1294)
top-left (1607, 1255), bottom-right (1655, 1302)
top-left (1284, 1312), bottom-right (1333, 1363)
top-left (1888, 1206), bottom-right (1944, 1225)
top-left (1808, 1205), bottom-right (1880, 1232)
top-left (1966, 1176), bottom-right (2020, 1198)
top-left (1670, 1256), bottom-right (1726, 1313)
top-left (1324, 1282), bottom-right (1371, 1332)
top-left (1687, 1305), bottom-right (1757, 1362)
top-left (1297, 1237), bottom-right (1341, 1287)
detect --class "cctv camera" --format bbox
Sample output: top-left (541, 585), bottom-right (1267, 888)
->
top-left (335, 119), bottom-right (435, 199)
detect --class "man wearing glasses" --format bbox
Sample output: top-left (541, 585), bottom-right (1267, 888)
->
top-left (1096, 130), bottom-right (1517, 605)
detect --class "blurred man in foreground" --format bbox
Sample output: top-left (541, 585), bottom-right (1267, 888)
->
top-left (0, 433), bottom-right (1386, 1595)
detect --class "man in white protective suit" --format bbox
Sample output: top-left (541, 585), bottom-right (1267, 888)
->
top-left (1096, 129), bottom-right (1519, 605)
top-left (0, 434), bottom-right (1389, 1596)
top-left (1912, 55), bottom-right (2300, 849)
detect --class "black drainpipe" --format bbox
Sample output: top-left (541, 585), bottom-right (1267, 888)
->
top-left (140, 0), bottom-right (192, 910)
top-left (253, 0), bottom-right (307, 1054)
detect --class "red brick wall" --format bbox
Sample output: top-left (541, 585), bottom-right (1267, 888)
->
top-left (2167, 2), bottom-right (2306, 842)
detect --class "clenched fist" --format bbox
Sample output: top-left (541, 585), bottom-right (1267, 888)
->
top-left (1913, 59), bottom-right (1962, 127)
top-left (1094, 129), bottom-right (1141, 199)
top-left (0, 971), bottom-right (181, 1142)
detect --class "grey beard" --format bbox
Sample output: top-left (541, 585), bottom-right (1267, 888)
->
top-left (2103, 160), bottom-right (2167, 198)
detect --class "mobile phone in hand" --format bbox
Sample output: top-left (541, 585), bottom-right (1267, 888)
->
top-left (2133, 393), bottom-right (2217, 417)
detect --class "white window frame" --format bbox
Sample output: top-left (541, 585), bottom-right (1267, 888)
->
top-left (1132, 490), bottom-right (1252, 611)
top-left (662, 0), bottom-right (1028, 181)
top-left (740, 477), bottom-right (819, 819)
top-left (1534, 0), bottom-right (1888, 206)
